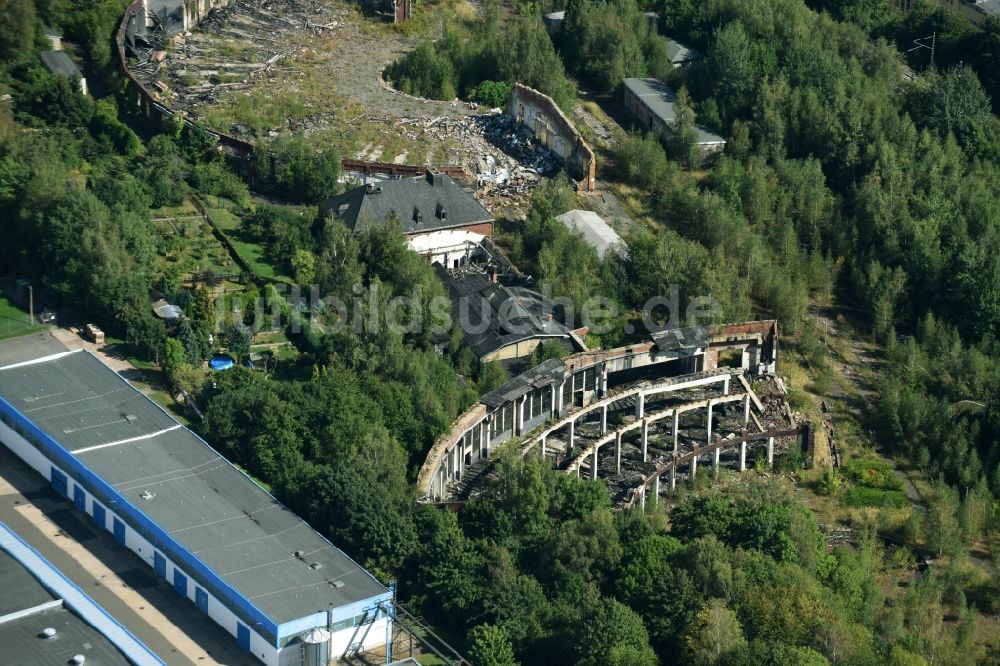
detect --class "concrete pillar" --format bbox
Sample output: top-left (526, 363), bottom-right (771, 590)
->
top-left (517, 395), bottom-right (526, 435)
top-left (723, 375), bottom-right (730, 395)
top-left (601, 404), bottom-right (608, 434)
top-left (556, 381), bottom-right (564, 417)
top-left (639, 486), bottom-right (646, 510)
top-left (615, 432), bottom-right (622, 473)
top-left (654, 474), bottom-right (660, 505)
top-left (600, 364), bottom-right (608, 396)
top-left (739, 439), bottom-right (747, 471)
top-left (541, 436), bottom-right (547, 458)
top-left (636, 392), bottom-right (645, 419)
top-left (713, 443), bottom-right (720, 477)
top-left (592, 445), bottom-right (599, 480)
top-left (550, 384), bottom-right (557, 419)
top-left (641, 420), bottom-right (649, 462)
top-left (670, 461), bottom-right (677, 492)
top-left (744, 394), bottom-right (751, 425)
top-left (481, 421), bottom-right (488, 458)
top-left (690, 452), bottom-right (698, 481)
top-left (706, 400), bottom-right (714, 445)
top-left (767, 436), bottom-right (774, 468)
top-left (567, 418), bottom-right (575, 453)
top-left (672, 410), bottom-right (680, 455)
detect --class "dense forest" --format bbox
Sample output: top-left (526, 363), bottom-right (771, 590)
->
top-left (2, 0), bottom-right (1000, 663)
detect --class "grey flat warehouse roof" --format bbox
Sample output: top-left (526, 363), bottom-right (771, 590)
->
top-left (0, 548), bottom-right (130, 666)
top-left (623, 78), bottom-right (725, 145)
top-left (0, 350), bottom-right (388, 626)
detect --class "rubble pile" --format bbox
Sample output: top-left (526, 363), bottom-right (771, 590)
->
top-left (125, 0), bottom-right (573, 215)
top-left (128, 0), bottom-right (345, 116)
top-left (369, 111), bottom-right (565, 211)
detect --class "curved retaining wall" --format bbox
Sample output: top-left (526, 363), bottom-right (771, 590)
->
top-left (416, 320), bottom-right (779, 501)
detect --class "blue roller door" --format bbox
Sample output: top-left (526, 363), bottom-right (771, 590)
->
top-left (195, 586), bottom-right (208, 614)
top-left (173, 569), bottom-right (187, 598)
top-left (92, 502), bottom-right (106, 530)
top-left (73, 484), bottom-right (86, 513)
top-left (154, 551), bottom-right (167, 579)
top-left (236, 622), bottom-right (251, 651)
top-left (51, 467), bottom-right (67, 497)
top-left (112, 517), bottom-right (126, 545)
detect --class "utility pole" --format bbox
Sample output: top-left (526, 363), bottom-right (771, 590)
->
top-left (28, 285), bottom-right (33, 325)
top-left (908, 32), bottom-right (936, 70)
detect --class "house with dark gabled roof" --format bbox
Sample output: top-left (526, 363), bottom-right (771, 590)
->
top-left (318, 170), bottom-right (494, 240)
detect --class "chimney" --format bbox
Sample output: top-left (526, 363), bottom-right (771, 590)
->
top-left (366, 183), bottom-right (375, 194)
top-left (426, 169), bottom-right (444, 187)
top-left (547, 312), bottom-right (553, 321)
top-left (488, 265), bottom-right (498, 283)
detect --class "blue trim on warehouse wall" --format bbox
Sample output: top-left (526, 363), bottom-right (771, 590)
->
top-left (237, 622), bottom-right (251, 651)
top-left (0, 395), bottom-right (281, 646)
top-left (51, 466), bottom-right (67, 497)
top-left (0, 352), bottom-right (394, 648)
top-left (92, 501), bottom-right (105, 529)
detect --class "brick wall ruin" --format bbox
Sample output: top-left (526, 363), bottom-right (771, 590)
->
top-left (506, 84), bottom-right (597, 192)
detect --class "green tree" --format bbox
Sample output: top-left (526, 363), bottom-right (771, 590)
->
top-left (685, 599), bottom-right (746, 665)
top-left (291, 249), bottom-right (317, 285)
top-left (0, 0), bottom-right (35, 61)
top-left (572, 597), bottom-right (658, 666)
top-left (668, 86), bottom-right (700, 168)
top-left (162, 337), bottom-right (187, 385)
top-left (227, 323), bottom-right (252, 363)
top-left (467, 624), bottom-right (518, 666)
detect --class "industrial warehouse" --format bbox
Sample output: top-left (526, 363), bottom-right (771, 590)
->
top-left (0, 347), bottom-right (393, 666)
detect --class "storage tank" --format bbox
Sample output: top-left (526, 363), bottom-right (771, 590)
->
top-left (302, 627), bottom-right (331, 666)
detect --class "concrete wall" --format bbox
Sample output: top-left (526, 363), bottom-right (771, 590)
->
top-left (507, 84), bottom-right (597, 192)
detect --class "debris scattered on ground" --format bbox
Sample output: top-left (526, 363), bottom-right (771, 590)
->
top-left (124, 0), bottom-right (579, 215)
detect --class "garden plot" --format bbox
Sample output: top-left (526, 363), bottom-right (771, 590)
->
top-left (153, 205), bottom-right (239, 281)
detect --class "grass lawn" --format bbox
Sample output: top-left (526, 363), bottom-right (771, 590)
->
top-left (203, 205), bottom-right (294, 284)
top-left (0, 295), bottom-right (45, 340)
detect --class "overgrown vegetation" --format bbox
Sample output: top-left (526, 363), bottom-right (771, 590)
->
top-left (385, 1), bottom-right (575, 108)
top-left (3, 0), bottom-right (1000, 663)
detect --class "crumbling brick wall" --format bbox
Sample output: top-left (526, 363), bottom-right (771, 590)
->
top-left (506, 84), bottom-right (596, 192)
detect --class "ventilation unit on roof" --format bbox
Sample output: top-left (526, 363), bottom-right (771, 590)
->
top-left (329, 580), bottom-right (345, 588)
top-left (125, 414), bottom-right (138, 422)
top-left (140, 490), bottom-right (155, 500)
top-left (293, 550), bottom-right (305, 559)
top-left (309, 562), bottom-right (323, 570)
top-left (70, 655), bottom-right (86, 665)
top-left (39, 628), bottom-right (56, 639)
